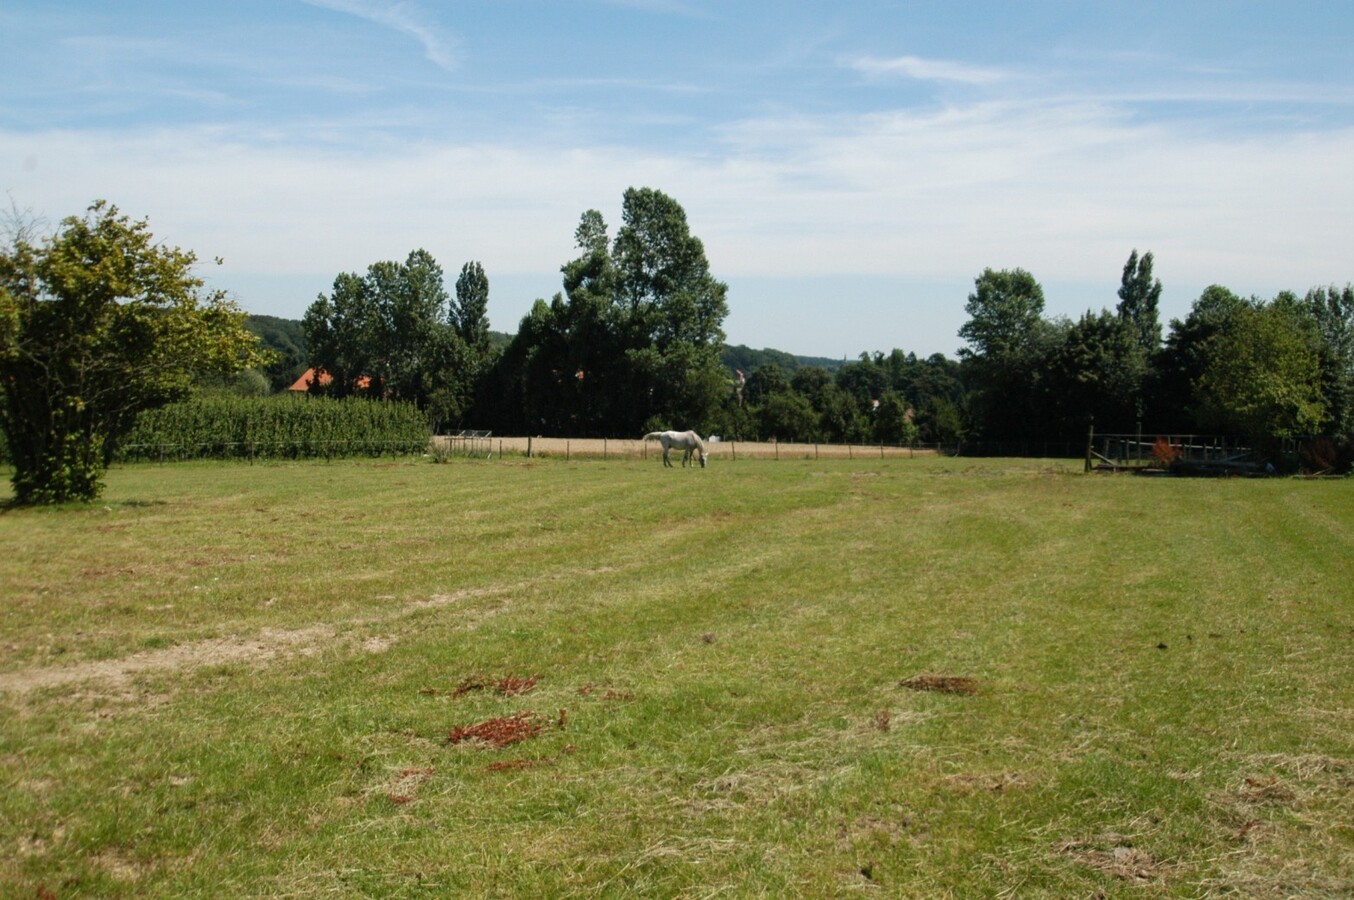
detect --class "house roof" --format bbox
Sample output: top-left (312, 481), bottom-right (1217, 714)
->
top-left (287, 367), bottom-right (372, 392)
top-left (287, 367), bottom-right (330, 392)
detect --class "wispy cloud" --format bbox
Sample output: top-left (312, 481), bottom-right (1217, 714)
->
top-left (302, 0), bottom-right (458, 71)
top-left (592, 0), bottom-right (712, 16)
top-left (849, 54), bottom-right (1009, 85)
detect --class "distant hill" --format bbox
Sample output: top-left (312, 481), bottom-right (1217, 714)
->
top-left (246, 316), bottom-right (836, 390)
top-left (244, 315), bottom-right (309, 391)
top-left (722, 345), bottom-right (845, 374)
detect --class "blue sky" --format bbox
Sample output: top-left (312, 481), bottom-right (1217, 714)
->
top-left (3, 1), bottom-right (1352, 358)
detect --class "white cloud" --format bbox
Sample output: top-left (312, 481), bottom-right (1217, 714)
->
top-left (301, 0), bottom-right (458, 71)
top-left (849, 54), bottom-right (1009, 85)
top-left (3, 93), bottom-right (1351, 342)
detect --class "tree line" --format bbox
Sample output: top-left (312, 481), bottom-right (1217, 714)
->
top-left (295, 189), bottom-right (1352, 458)
top-left (956, 255), bottom-right (1354, 454)
top-left (5, 192), bottom-right (1353, 504)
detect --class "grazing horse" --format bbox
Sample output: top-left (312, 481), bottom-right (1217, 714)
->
top-left (643, 430), bottom-right (708, 468)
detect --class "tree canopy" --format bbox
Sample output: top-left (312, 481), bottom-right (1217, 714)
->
top-left (485, 188), bottom-right (730, 436)
top-left (302, 249), bottom-right (488, 430)
top-left (0, 201), bottom-right (267, 503)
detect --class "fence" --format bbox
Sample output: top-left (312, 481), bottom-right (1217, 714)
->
top-left (1085, 431), bottom-right (1259, 475)
top-left (471, 437), bottom-right (954, 461)
top-left (436, 430), bottom-right (494, 459)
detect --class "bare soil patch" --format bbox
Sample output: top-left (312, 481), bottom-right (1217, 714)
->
top-left (899, 674), bottom-right (980, 695)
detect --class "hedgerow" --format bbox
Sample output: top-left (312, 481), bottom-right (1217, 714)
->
top-left (117, 394), bottom-right (431, 461)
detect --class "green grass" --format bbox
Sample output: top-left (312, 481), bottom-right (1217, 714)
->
top-left (2, 456), bottom-right (1352, 897)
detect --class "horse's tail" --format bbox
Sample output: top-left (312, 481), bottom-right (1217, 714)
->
top-left (642, 432), bottom-right (663, 442)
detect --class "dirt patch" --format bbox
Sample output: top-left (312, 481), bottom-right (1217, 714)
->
top-left (899, 674), bottom-right (980, 695)
top-left (0, 625), bottom-right (335, 697)
top-left (0, 583), bottom-right (536, 701)
top-left (1055, 834), bottom-right (1166, 884)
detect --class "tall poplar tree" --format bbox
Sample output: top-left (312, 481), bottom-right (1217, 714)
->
top-left (1117, 249), bottom-right (1163, 353)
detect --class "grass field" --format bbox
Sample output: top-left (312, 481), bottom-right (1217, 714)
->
top-left (2, 455), bottom-right (1352, 897)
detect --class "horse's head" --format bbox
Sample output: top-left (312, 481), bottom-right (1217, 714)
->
top-left (698, 449), bottom-right (708, 468)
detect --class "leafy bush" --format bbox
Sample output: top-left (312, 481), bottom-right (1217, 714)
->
top-left (117, 394), bottom-right (431, 461)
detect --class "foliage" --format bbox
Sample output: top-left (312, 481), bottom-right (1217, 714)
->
top-left (303, 249), bottom-right (483, 432)
top-left (954, 258), bottom-right (1350, 448)
top-left (958, 267), bottom-right (1047, 360)
top-left (0, 201), bottom-right (268, 504)
top-left (487, 188), bottom-right (729, 436)
top-left (1151, 284), bottom-right (1250, 433)
top-left (872, 389), bottom-right (919, 445)
top-left (1047, 309), bottom-right (1148, 436)
top-left (721, 344), bottom-right (805, 377)
top-left (1116, 249), bottom-right (1163, 352)
top-left (958, 267), bottom-right (1066, 442)
top-left (244, 314), bottom-right (309, 391)
top-left (756, 390), bottom-right (819, 442)
top-left (452, 261), bottom-right (491, 355)
top-left (1192, 295), bottom-right (1326, 441)
top-left (119, 393), bottom-right (430, 460)
top-left (1304, 284), bottom-right (1354, 438)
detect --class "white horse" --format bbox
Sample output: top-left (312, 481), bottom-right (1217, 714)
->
top-left (643, 430), bottom-right (708, 468)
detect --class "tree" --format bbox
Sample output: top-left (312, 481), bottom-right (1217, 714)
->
top-left (453, 261), bottom-right (491, 354)
top-left (611, 187), bottom-right (730, 432)
top-left (958, 268), bottom-right (1047, 360)
top-left (743, 363), bottom-right (789, 406)
top-left (0, 201), bottom-right (267, 503)
top-left (303, 250), bottom-right (476, 428)
top-left (957, 268), bottom-right (1062, 442)
top-left (494, 188), bottom-right (730, 436)
top-left (1153, 285), bottom-right (1249, 432)
top-left (1305, 284), bottom-right (1354, 437)
top-left (757, 390), bottom-right (818, 442)
top-left (1117, 249), bottom-right (1163, 353)
top-left (873, 390), bottom-right (919, 445)
top-left (1048, 309), bottom-right (1148, 438)
top-left (1193, 296), bottom-right (1326, 441)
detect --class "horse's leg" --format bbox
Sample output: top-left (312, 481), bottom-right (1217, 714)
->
top-left (661, 439), bottom-right (673, 467)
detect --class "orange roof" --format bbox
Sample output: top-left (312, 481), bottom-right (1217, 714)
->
top-left (287, 367), bottom-right (330, 391)
top-left (287, 367), bottom-right (371, 392)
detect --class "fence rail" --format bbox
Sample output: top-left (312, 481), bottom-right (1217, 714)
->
top-left (1085, 431), bottom-right (1261, 475)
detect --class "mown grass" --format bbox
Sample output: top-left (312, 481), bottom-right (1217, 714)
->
top-left (2, 456), bottom-right (1352, 897)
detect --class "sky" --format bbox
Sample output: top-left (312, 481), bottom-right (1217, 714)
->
top-left (3, 1), bottom-right (1352, 359)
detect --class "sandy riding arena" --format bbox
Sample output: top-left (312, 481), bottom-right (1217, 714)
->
top-left (438, 435), bottom-right (939, 461)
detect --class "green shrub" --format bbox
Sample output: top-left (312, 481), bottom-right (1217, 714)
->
top-left (117, 394), bottom-right (431, 461)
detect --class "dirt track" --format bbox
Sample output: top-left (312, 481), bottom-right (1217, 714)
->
top-left (437, 435), bottom-right (936, 461)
